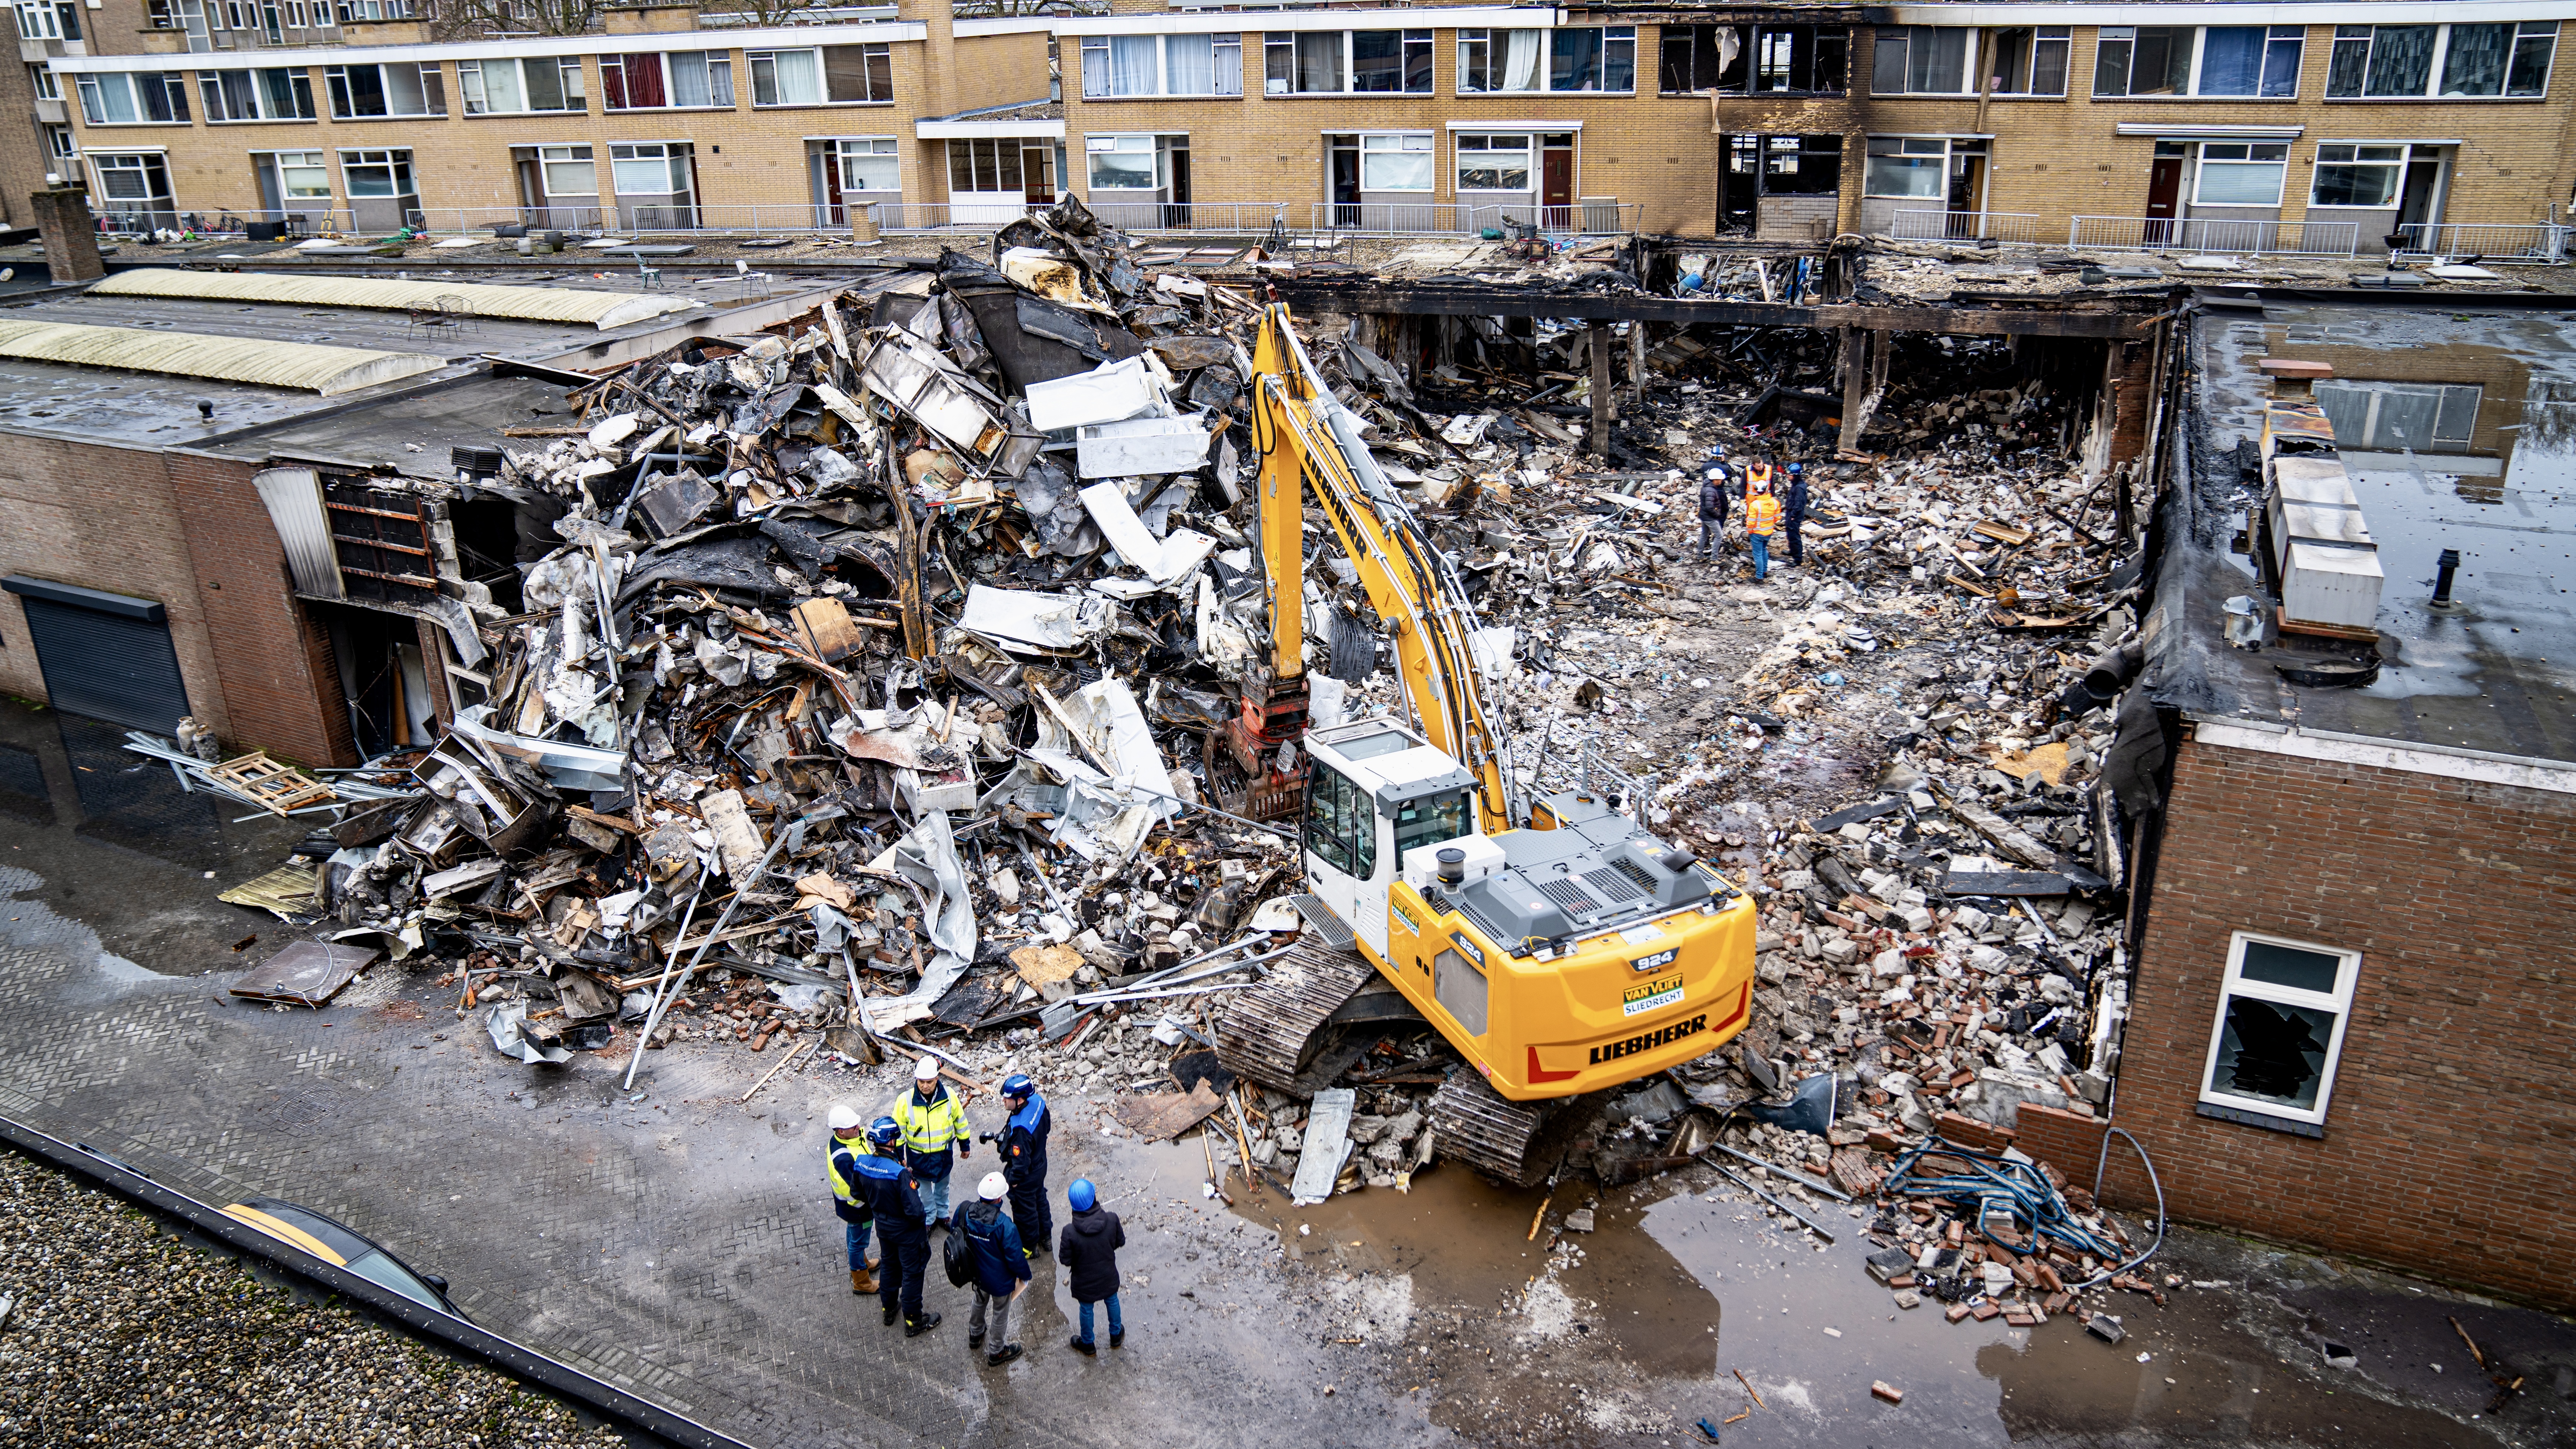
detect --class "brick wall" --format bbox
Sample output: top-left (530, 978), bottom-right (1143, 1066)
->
top-left (2066, 730), bottom-right (2576, 1308)
top-left (165, 451), bottom-right (352, 767)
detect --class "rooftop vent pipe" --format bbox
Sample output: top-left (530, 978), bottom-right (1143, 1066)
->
top-left (2431, 548), bottom-right (2463, 608)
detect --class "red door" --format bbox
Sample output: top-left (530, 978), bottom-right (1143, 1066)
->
top-left (2144, 157), bottom-right (2183, 245)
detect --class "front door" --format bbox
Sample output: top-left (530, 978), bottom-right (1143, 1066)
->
top-left (2397, 156), bottom-right (2444, 233)
top-left (254, 155), bottom-right (284, 216)
top-left (2145, 155), bottom-right (2184, 245)
top-left (1329, 135), bottom-right (1359, 227)
top-left (1541, 134), bottom-right (1574, 216)
top-left (1021, 144), bottom-right (1054, 205)
top-left (1166, 143), bottom-right (1191, 227)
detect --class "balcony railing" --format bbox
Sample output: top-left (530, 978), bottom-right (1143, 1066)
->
top-left (1301, 200), bottom-right (1635, 237)
top-left (1887, 209), bottom-right (2048, 246)
top-left (2066, 215), bottom-right (2359, 258)
top-left (1082, 200), bottom-right (1286, 234)
top-left (2389, 221), bottom-right (2569, 264)
top-left (869, 201), bottom-right (1047, 233)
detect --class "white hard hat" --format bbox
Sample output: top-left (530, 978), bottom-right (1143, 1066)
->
top-left (828, 1104), bottom-right (863, 1132)
top-left (979, 1171), bottom-right (1009, 1201)
top-left (913, 1054), bottom-right (941, 1080)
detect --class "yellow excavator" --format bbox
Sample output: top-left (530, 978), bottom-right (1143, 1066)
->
top-left (1210, 304), bottom-right (1759, 1185)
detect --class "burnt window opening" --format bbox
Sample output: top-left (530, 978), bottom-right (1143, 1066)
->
top-left (446, 497), bottom-right (527, 614)
top-left (1659, 24), bottom-right (1846, 95)
top-left (322, 480), bottom-right (438, 607)
top-left (1719, 133), bottom-right (1844, 233)
top-left (2200, 934), bottom-right (2357, 1128)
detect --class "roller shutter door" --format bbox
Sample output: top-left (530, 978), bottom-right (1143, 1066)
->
top-left (2, 576), bottom-right (191, 733)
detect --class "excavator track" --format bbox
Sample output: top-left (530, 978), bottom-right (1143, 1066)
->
top-left (1214, 940), bottom-right (1377, 1094)
top-left (1429, 1075), bottom-right (1618, 1188)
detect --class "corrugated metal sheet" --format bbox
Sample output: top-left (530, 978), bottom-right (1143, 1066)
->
top-left (253, 467), bottom-right (343, 599)
top-left (0, 318), bottom-right (448, 395)
top-left (93, 268), bottom-right (705, 330)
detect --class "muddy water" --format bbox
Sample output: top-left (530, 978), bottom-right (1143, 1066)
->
top-left (1162, 1144), bottom-right (2503, 1448)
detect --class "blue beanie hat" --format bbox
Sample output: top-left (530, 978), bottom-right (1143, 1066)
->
top-left (1068, 1178), bottom-right (1097, 1212)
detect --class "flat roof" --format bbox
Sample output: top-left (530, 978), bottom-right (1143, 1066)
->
top-left (2161, 296), bottom-right (2576, 766)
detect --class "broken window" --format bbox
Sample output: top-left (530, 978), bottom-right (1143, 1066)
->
top-left (2200, 933), bottom-right (2357, 1128)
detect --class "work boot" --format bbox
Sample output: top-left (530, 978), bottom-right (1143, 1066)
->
top-left (1110, 1329), bottom-right (1125, 1349)
top-left (883, 1304), bottom-right (899, 1327)
top-left (985, 1344), bottom-right (1023, 1368)
top-left (905, 1311), bottom-right (943, 1337)
top-left (969, 1327), bottom-right (985, 1349)
top-left (1068, 1336), bottom-right (1097, 1356)
top-left (851, 1266), bottom-right (876, 1295)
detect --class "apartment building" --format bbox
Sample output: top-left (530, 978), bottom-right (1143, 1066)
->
top-left (32, 1), bottom-right (2576, 250)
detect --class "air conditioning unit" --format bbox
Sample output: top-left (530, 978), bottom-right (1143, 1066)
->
top-left (2266, 453), bottom-right (2384, 630)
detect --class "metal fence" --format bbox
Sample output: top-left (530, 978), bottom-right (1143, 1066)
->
top-left (869, 201), bottom-right (1046, 233)
top-left (1887, 209), bottom-right (2048, 245)
top-left (2390, 221), bottom-right (2569, 263)
top-left (2066, 215), bottom-right (2361, 257)
top-left (1300, 200), bottom-right (1636, 237)
top-left (404, 206), bottom-right (608, 235)
top-left (1082, 200), bottom-right (1287, 234)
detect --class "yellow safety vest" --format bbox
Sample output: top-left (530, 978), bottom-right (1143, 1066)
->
top-left (1747, 493), bottom-right (1782, 536)
top-left (894, 1084), bottom-right (968, 1158)
top-left (1743, 461), bottom-right (1773, 498)
top-left (825, 1137), bottom-right (870, 1206)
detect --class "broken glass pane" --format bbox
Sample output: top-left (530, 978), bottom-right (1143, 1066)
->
top-left (2210, 995), bottom-right (2334, 1110)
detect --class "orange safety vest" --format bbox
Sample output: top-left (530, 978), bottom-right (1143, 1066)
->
top-left (1742, 461), bottom-right (1773, 498)
top-left (1746, 492), bottom-right (1782, 536)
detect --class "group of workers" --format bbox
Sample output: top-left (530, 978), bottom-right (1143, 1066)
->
top-left (1696, 446), bottom-right (1809, 580)
top-left (825, 1055), bottom-right (1126, 1368)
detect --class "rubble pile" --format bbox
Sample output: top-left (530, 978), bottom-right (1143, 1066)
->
top-left (196, 197), bottom-right (2153, 1235)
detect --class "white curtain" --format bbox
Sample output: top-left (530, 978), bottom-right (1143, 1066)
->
top-left (482, 59), bottom-right (526, 113)
top-left (773, 48), bottom-right (821, 105)
top-left (669, 52), bottom-right (712, 108)
top-left (1503, 30), bottom-right (1543, 91)
top-left (1110, 34), bottom-right (1158, 95)
top-left (1164, 34), bottom-right (1213, 95)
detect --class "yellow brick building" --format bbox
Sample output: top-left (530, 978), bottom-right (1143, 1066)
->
top-left (38, 1), bottom-right (2576, 254)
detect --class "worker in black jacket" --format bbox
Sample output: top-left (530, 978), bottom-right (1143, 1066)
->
top-left (1059, 1178), bottom-right (1126, 1354)
top-left (994, 1073), bottom-right (1053, 1256)
top-left (856, 1116), bottom-right (941, 1336)
top-left (1697, 450), bottom-right (1734, 561)
top-left (1783, 460), bottom-right (1810, 567)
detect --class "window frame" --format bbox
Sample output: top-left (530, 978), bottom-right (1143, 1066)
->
top-left (1455, 25), bottom-right (1633, 95)
top-left (532, 142), bottom-right (596, 198)
top-left (602, 50), bottom-right (734, 111)
top-left (76, 71), bottom-right (191, 126)
top-left (457, 55), bottom-right (583, 116)
top-left (199, 66), bottom-right (317, 122)
top-left (1861, 133), bottom-right (1957, 198)
top-left (1987, 25), bottom-right (2070, 97)
top-left (2094, 24), bottom-right (2306, 99)
top-left (1358, 129), bottom-right (1434, 192)
top-left (324, 61), bottom-right (443, 119)
top-left (2327, 22), bottom-right (2556, 99)
top-left (1262, 28), bottom-right (1432, 95)
top-left (1081, 31), bottom-right (1242, 98)
top-left (608, 140), bottom-right (688, 198)
top-left (1453, 131), bottom-right (1533, 194)
top-left (1083, 132), bottom-right (1159, 192)
top-left (830, 134), bottom-right (900, 196)
top-left (1872, 25), bottom-right (1977, 95)
top-left (261, 146), bottom-right (333, 198)
top-left (2308, 141), bottom-right (2410, 208)
top-left (335, 145), bottom-right (414, 198)
top-left (27, 62), bottom-right (55, 101)
top-left (2197, 930), bottom-right (2359, 1129)
top-left (2189, 140), bottom-right (2289, 206)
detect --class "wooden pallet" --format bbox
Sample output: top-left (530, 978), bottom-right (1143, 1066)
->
top-left (205, 751), bottom-right (336, 815)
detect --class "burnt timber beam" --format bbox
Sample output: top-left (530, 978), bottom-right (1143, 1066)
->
top-left (1260, 283), bottom-right (2151, 338)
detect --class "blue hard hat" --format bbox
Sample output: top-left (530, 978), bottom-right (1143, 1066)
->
top-left (1068, 1178), bottom-right (1097, 1213)
top-left (867, 1115), bottom-right (901, 1146)
top-left (1786, 461), bottom-right (1804, 474)
top-left (1001, 1073), bottom-right (1035, 1099)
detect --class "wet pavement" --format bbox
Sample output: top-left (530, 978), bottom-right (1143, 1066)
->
top-left (0, 692), bottom-right (2570, 1448)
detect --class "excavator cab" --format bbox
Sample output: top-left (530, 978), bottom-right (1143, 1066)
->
top-left (1298, 718), bottom-right (1482, 960)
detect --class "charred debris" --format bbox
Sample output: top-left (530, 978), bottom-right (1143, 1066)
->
top-left (176, 198), bottom-right (2177, 1316)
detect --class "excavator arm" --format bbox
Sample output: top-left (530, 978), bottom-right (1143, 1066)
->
top-left (1248, 303), bottom-right (1521, 831)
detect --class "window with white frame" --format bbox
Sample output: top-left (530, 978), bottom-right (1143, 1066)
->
top-left (200, 67), bottom-right (317, 121)
top-left (1862, 135), bottom-right (1949, 196)
top-left (26, 63), bottom-right (55, 101)
top-left (270, 148), bottom-right (330, 197)
top-left (2199, 932), bottom-right (2358, 1129)
top-left (2095, 25), bottom-right (2304, 98)
top-left (1456, 27), bottom-right (1633, 93)
top-left (1870, 27), bottom-right (1974, 94)
top-left (76, 73), bottom-right (191, 125)
top-left (610, 142), bottom-right (687, 196)
top-left (1454, 133), bottom-right (1532, 192)
top-left (2309, 142), bottom-right (2409, 207)
top-left (1988, 26), bottom-right (2070, 96)
top-left (1081, 33), bottom-right (1241, 97)
top-left (2326, 23), bottom-right (2556, 98)
top-left (603, 52), bottom-right (733, 110)
top-left (536, 143), bottom-right (596, 196)
top-left (950, 137), bottom-right (1026, 194)
top-left (458, 56), bottom-right (583, 115)
top-left (14, 0), bottom-right (78, 41)
top-left (1262, 30), bottom-right (1432, 95)
top-left (42, 124), bottom-right (72, 159)
top-left (833, 136), bottom-right (898, 194)
top-left (747, 45), bottom-right (889, 106)
top-left (1085, 133), bottom-right (1157, 190)
top-left (1360, 131), bottom-right (1432, 191)
top-left (2191, 141), bottom-right (2288, 204)
top-left (89, 152), bottom-right (171, 204)
top-left (338, 146), bottom-right (413, 196)
top-left (326, 62), bottom-right (442, 118)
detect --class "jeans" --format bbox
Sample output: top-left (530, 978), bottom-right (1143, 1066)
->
top-left (1699, 518), bottom-right (1724, 557)
top-left (1077, 1294), bottom-right (1124, 1345)
top-left (917, 1174), bottom-right (951, 1230)
top-left (971, 1284), bottom-right (1014, 1348)
top-left (845, 1218), bottom-right (873, 1270)
top-left (1749, 532), bottom-right (1771, 579)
